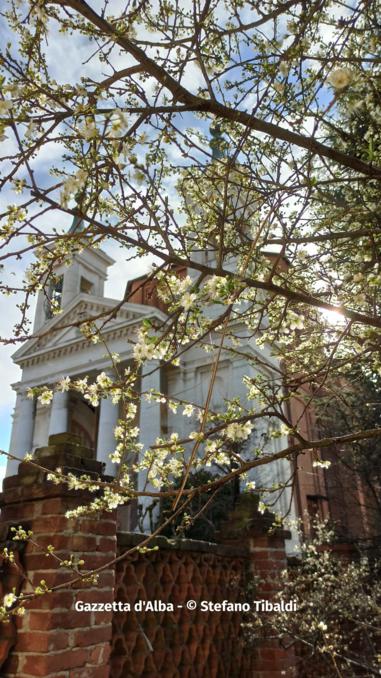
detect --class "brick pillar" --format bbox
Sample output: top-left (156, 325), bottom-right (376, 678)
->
top-left (0, 434), bottom-right (117, 678)
top-left (219, 494), bottom-right (297, 677)
top-left (249, 523), bottom-right (297, 677)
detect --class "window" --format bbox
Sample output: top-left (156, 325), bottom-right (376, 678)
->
top-left (306, 494), bottom-right (328, 534)
top-left (80, 277), bottom-right (94, 294)
top-left (44, 275), bottom-right (63, 319)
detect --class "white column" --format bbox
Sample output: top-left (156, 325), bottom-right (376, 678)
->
top-left (138, 360), bottom-right (162, 530)
top-left (96, 396), bottom-right (119, 476)
top-left (6, 391), bottom-right (35, 477)
top-left (48, 391), bottom-right (69, 437)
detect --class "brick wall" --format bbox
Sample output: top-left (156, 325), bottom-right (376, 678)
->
top-left (0, 434), bottom-right (117, 678)
top-left (111, 534), bottom-right (252, 677)
top-left (1, 439), bottom-right (296, 677)
top-left (111, 496), bottom-right (297, 678)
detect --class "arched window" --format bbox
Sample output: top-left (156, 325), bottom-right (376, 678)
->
top-left (44, 275), bottom-right (63, 319)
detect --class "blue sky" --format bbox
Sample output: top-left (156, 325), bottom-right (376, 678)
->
top-left (0, 0), bottom-right (351, 489)
top-left (0, 411), bottom-right (13, 482)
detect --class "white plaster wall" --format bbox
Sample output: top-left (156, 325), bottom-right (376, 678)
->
top-left (165, 345), bottom-right (299, 552)
top-left (32, 401), bottom-right (50, 449)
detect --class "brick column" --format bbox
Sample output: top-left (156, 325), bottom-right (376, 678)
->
top-left (249, 525), bottom-right (297, 677)
top-left (0, 433), bottom-right (117, 678)
top-left (219, 494), bottom-right (297, 678)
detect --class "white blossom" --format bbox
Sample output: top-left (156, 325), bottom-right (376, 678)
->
top-left (189, 430), bottom-right (204, 441)
top-left (312, 459), bottom-right (331, 469)
top-left (103, 489), bottom-right (125, 510)
top-left (204, 276), bottom-right (224, 298)
top-left (114, 426), bottom-right (124, 439)
top-left (74, 377), bottom-right (88, 393)
top-left (84, 384), bottom-right (99, 407)
top-left (245, 481), bottom-right (256, 490)
top-left (96, 371), bottom-right (113, 388)
top-left (0, 100), bottom-right (12, 115)
top-left (258, 501), bottom-right (266, 514)
top-left (78, 119), bottom-right (98, 140)
top-left (111, 389), bottom-right (122, 404)
top-left (288, 312), bottom-right (305, 331)
top-left (182, 403), bottom-right (194, 417)
top-left (273, 81), bottom-right (285, 93)
top-left (110, 450), bottom-right (122, 463)
top-left (126, 402), bottom-right (137, 419)
top-left (57, 376), bottom-right (71, 392)
top-left (60, 170), bottom-right (88, 207)
top-left (225, 421), bottom-right (254, 442)
top-left (3, 593), bottom-right (17, 608)
top-left (133, 339), bottom-right (154, 363)
top-left (180, 291), bottom-right (197, 311)
top-left (327, 68), bottom-right (352, 90)
top-left (38, 389), bottom-right (53, 406)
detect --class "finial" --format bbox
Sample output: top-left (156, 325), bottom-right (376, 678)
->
top-left (68, 191), bottom-right (86, 234)
top-left (68, 214), bottom-right (84, 234)
top-left (210, 123), bottom-right (226, 160)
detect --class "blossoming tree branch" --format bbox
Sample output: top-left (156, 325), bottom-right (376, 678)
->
top-left (0, 0), bottom-right (381, 608)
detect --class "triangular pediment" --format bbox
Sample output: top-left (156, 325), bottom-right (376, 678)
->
top-left (12, 294), bottom-right (165, 363)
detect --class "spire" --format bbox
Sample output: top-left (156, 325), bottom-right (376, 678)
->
top-left (68, 214), bottom-right (84, 234)
top-left (210, 123), bottom-right (226, 160)
top-left (68, 191), bottom-right (86, 234)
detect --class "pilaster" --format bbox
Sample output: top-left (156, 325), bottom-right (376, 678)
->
top-left (96, 392), bottom-right (119, 476)
top-left (48, 391), bottom-right (69, 438)
top-left (6, 390), bottom-right (35, 478)
top-left (138, 360), bottom-right (162, 530)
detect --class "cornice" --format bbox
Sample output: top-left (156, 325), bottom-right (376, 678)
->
top-left (18, 320), bottom-right (138, 368)
top-left (13, 294), bottom-right (166, 366)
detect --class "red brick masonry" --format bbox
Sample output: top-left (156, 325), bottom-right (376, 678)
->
top-left (1, 436), bottom-right (296, 677)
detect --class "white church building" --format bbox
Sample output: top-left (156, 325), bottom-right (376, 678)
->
top-left (4, 216), bottom-right (298, 545)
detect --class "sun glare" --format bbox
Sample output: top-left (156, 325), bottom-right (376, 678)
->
top-left (321, 308), bottom-right (346, 326)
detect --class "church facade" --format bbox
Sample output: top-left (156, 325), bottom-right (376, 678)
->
top-left (4, 233), bottom-right (325, 548)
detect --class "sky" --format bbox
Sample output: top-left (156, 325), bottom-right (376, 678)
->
top-left (0, 0), bottom-right (351, 485)
top-left (0, 0), bottom-right (208, 480)
top-left (0, 3), bottom-right (146, 480)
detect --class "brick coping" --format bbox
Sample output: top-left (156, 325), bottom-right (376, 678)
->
top-left (117, 531), bottom-right (249, 558)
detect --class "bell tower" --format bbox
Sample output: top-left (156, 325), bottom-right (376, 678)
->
top-left (33, 216), bottom-right (114, 332)
top-left (5, 215), bottom-right (116, 478)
